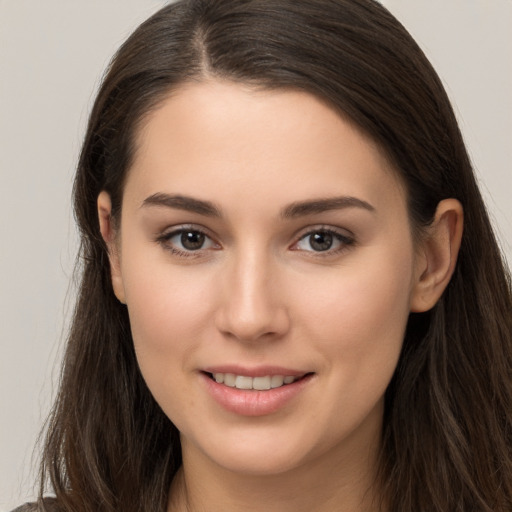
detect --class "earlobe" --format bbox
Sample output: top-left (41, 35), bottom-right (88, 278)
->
top-left (410, 198), bottom-right (463, 312)
top-left (97, 191), bottom-right (126, 304)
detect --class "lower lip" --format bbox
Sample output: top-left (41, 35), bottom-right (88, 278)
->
top-left (201, 373), bottom-right (313, 416)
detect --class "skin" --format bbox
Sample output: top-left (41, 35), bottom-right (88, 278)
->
top-left (98, 80), bottom-right (463, 512)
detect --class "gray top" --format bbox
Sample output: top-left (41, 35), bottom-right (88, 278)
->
top-left (10, 498), bottom-right (58, 512)
top-left (10, 505), bottom-right (38, 512)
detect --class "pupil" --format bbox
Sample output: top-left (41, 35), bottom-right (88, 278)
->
top-left (181, 231), bottom-right (205, 250)
top-left (310, 232), bottom-right (333, 251)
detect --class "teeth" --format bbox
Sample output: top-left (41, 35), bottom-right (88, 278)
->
top-left (270, 375), bottom-right (284, 388)
top-left (212, 373), bottom-right (300, 390)
top-left (235, 376), bottom-right (253, 390)
top-left (253, 376), bottom-right (271, 390)
top-left (224, 373), bottom-right (236, 387)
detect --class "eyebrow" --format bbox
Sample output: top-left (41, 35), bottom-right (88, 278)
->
top-left (281, 196), bottom-right (376, 218)
top-left (141, 193), bottom-right (222, 217)
top-left (140, 193), bottom-right (375, 219)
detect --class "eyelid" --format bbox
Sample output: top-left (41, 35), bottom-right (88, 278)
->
top-left (292, 224), bottom-right (354, 242)
top-left (157, 223), bottom-right (213, 239)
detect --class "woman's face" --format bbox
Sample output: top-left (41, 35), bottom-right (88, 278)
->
top-left (103, 80), bottom-right (424, 477)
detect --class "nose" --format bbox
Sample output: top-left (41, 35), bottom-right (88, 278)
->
top-left (214, 248), bottom-right (290, 343)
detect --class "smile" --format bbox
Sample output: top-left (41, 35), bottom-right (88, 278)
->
top-left (203, 371), bottom-right (314, 416)
top-left (210, 373), bottom-right (301, 390)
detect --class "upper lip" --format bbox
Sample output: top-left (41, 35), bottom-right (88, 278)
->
top-left (202, 365), bottom-right (310, 378)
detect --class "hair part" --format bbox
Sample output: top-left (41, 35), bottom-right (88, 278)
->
top-left (39, 1), bottom-right (512, 511)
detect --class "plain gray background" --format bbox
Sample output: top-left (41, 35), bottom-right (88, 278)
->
top-left (1, 1), bottom-right (511, 509)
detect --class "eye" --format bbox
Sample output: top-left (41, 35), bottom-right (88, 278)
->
top-left (157, 227), bottom-right (219, 256)
top-left (293, 228), bottom-right (354, 253)
top-left (173, 230), bottom-right (208, 251)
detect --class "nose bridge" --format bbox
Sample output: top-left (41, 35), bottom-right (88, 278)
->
top-left (216, 242), bottom-right (288, 342)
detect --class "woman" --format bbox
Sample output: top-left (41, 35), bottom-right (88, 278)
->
top-left (15, 0), bottom-right (512, 511)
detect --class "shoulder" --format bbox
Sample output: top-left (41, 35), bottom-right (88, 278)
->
top-left (10, 505), bottom-right (38, 512)
top-left (10, 498), bottom-right (59, 512)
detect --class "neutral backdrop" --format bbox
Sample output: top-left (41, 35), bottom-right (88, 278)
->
top-left (1, 1), bottom-right (511, 510)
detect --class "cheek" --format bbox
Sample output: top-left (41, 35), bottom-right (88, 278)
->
top-left (122, 263), bottom-right (219, 423)
top-left (294, 247), bottom-right (414, 375)
top-left (287, 251), bottom-right (413, 445)
top-left (120, 247), bottom-right (218, 378)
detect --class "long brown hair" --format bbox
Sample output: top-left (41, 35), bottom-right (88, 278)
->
top-left (39, 1), bottom-right (512, 510)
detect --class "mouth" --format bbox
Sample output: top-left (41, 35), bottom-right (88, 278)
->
top-left (204, 372), bottom-right (311, 391)
top-left (202, 369), bottom-right (315, 416)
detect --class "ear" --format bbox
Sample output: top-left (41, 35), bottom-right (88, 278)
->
top-left (410, 198), bottom-right (463, 312)
top-left (97, 191), bottom-right (126, 304)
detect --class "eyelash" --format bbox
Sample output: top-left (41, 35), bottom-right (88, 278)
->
top-left (155, 225), bottom-right (355, 259)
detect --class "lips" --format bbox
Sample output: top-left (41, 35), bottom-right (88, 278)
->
top-left (201, 367), bottom-right (314, 416)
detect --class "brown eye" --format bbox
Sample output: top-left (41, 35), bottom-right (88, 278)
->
top-left (294, 229), bottom-right (354, 254)
top-left (308, 232), bottom-right (334, 251)
top-left (180, 231), bottom-right (206, 250)
top-left (158, 227), bottom-right (218, 256)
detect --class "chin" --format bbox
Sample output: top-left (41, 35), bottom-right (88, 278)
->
top-left (210, 448), bottom-right (308, 477)
top-left (182, 424), bottom-right (317, 476)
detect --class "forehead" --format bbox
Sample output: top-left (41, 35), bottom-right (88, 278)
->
top-left (126, 80), bottom-right (406, 217)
